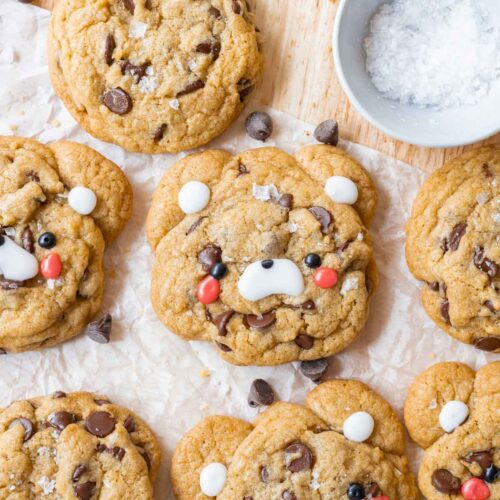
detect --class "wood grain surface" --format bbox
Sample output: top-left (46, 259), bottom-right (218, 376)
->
top-left (33, 0), bottom-right (499, 172)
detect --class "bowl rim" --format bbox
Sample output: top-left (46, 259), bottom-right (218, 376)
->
top-left (332, 0), bottom-right (500, 148)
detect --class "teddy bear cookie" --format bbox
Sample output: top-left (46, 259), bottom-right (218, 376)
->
top-left (0, 391), bottom-right (160, 498)
top-left (0, 136), bottom-right (132, 353)
top-left (146, 145), bottom-right (378, 366)
top-left (48, 0), bottom-right (263, 154)
top-left (404, 362), bottom-right (500, 500)
top-left (405, 145), bottom-right (499, 352)
top-left (171, 379), bottom-right (418, 499)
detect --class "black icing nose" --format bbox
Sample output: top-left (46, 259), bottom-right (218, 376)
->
top-left (261, 259), bottom-right (274, 269)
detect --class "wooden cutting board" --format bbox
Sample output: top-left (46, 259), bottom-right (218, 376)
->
top-left (34, 0), bottom-right (499, 173)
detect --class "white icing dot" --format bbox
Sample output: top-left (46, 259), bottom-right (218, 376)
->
top-left (199, 462), bottom-right (227, 497)
top-left (238, 259), bottom-right (304, 301)
top-left (439, 400), bottom-right (469, 433)
top-left (325, 176), bottom-right (358, 205)
top-left (178, 181), bottom-right (210, 214)
top-left (343, 411), bottom-right (375, 442)
top-left (68, 186), bottom-right (97, 215)
top-left (129, 20), bottom-right (148, 39)
top-left (252, 183), bottom-right (280, 202)
top-left (0, 236), bottom-right (39, 281)
top-left (340, 277), bottom-right (359, 296)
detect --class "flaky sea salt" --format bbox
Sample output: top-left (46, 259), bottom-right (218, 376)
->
top-left (252, 183), bottom-right (280, 202)
top-left (129, 20), bottom-right (148, 39)
top-left (364, 0), bottom-right (500, 109)
top-left (340, 277), bottom-right (359, 296)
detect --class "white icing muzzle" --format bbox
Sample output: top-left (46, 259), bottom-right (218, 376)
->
top-left (237, 259), bottom-right (304, 301)
top-left (0, 235), bottom-right (39, 281)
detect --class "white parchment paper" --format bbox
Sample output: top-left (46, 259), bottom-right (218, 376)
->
top-left (0, 1), bottom-right (495, 497)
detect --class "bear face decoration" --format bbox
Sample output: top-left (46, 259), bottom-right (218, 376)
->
top-left (0, 137), bottom-right (132, 352)
top-left (147, 145), bottom-right (378, 366)
top-left (404, 362), bottom-right (500, 500)
top-left (171, 379), bottom-right (418, 499)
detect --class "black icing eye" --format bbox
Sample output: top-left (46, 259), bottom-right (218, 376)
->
top-left (347, 484), bottom-right (365, 500)
top-left (261, 259), bottom-right (274, 269)
top-left (304, 253), bottom-right (321, 268)
top-left (0, 235), bottom-right (4, 246)
top-left (38, 232), bottom-right (56, 249)
top-left (484, 464), bottom-right (499, 483)
top-left (210, 262), bottom-right (228, 280)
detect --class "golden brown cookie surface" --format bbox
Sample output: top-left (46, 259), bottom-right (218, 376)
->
top-left (0, 391), bottom-right (160, 499)
top-left (48, 0), bottom-right (263, 154)
top-left (172, 380), bottom-right (417, 499)
top-left (147, 145), bottom-right (378, 366)
top-left (405, 145), bottom-right (499, 351)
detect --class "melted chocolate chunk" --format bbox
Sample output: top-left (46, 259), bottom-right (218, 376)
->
top-left (482, 163), bottom-right (493, 178)
top-left (215, 341), bottom-right (232, 352)
top-left (85, 411), bottom-right (116, 438)
top-left (282, 491), bottom-right (297, 500)
top-left (141, 451), bottom-right (151, 470)
top-left (427, 281), bottom-right (440, 291)
top-left (102, 88), bottom-right (132, 115)
top-left (238, 83), bottom-right (254, 101)
top-left (474, 336), bottom-right (500, 352)
top-left (8, 418), bottom-right (34, 442)
top-left (85, 313), bottom-right (112, 344)
top-left (212, 310), bottom-right (234, 336)
top-left (198, 244), bottom-right (222, 271)
top-left (94, 399), bottom-right (109, 406)
top-left (278, 193), bottom-right (293, 209)
top-left (74, 482), bottom-right (96, 500)
top-left (124, 415), bottom-right (136, 433)
top-left (105, 34), bottom-right (116, 66)
top-left (248, 379), bottom-right (275, 407)
top-left (122, 0), bottom-right (135, 14)
top-left (208, 6), bottom-right (222, 19)
top-left (440, 300), bottom-right (450, 324)
top-left (260, 466), bottom-right (270, 483)
top-left (153, 123), bottom-right (167, 143)
top-left (176, 80), bottom-right (205, 97)
top-left (237, 163), bottom-right (249, 176)
top-left (120, 60), bottom-right (149, 83)
top-left (473, 246), bottom-right (498, 279)
top-left (431, 469), bottom-right (461, 494)
top-left (309, 206), bottom-right (333, 233)
top-left (294, 334), bottom-right (314, 349)
top-left (186, 217), bottom-right (206, 235)
top-left (26, 170), bottom-right (40, 182)
top-left (284, 442), bottom-right (313, 472)
top-left (463, 451), bottom-right (493, 469)
top-left (290, 300), bottom-right (316, 311)
top-left (246, 312), bottom-right (276, 330)
top-left (0, 276), bottom-right (26, 290)
top-left (72, 464), bottom-right (88, 482)
top-left (484, 300), bottom-right (496, 313)
top-left (232, 0), bottom-right (241, 14)
top-left (22, 227), bottom-right (34, 253)
top-left (444, 223), bottom-right (467, 252)
top-left (52, 391), bottom-right (67, 399)
top-left (48, 411), bottom-right (77, 432)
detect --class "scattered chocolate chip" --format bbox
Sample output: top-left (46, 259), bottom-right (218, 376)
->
top-left (141, 451), bottom-right (151, 470)
top-left (246, 312), bottom-right (276, 330)
top-left (484, 300), bottom-right (496, 313)
top-left (473, 246), bottom-right (498, 279)
top-left (74, 481), bottom-right (96, 500)
top-left (440, 300), bottom-right (450, 324)
top-left (122, 0), bottom-right (135, 14)
top-left (248, 379), bottom-right (275, 407)
top-left (309, 206), bottom-right (333, 233)
top-left (124, 415), bottom-right (136, 433)
top-left (215, 341), bottom-right (232, 352)
top-left (102, 88), bottom-right (132, 115)
top-left (278, 194), bottom-right (293, 209)
top-left (153, 123), bottom-right (168, 143)
top-left (22, 227), bottom-right (34, 253)
top-left (447, 223), bottom-right (467, 252)
top-left (431, 469), bottom-right (461, 494)
top-left (8, 418), bottom-right (34, 442)
top-left (48, 411), bottom-right (77, 432)
top-left (284, 442), bottom-right (313, 472)
top-left (474, 336), bottom-right (500, 352)
top-left (232, 0), bottom-right (241, 14)
top-left (120, 60), bottom-right (149, 83)
top-left (237, 163), bottom-right (249, 176)
top-left (260, 466), bottom-right (270, 483)
top-left (52, 391), bottom-right (67, 399)
top-left (463, 451), bottom-right (493, 470)
top-left (104, 34), bottom-right (116, 66)
top-left (85, 313), bottom-right (112, 344)
top-left (282, 491), bottom-right (297, 500)
top-left (300, 359), bottom-right (328, 383)
top-left (245, 112), bottom-right (273, 141)
top-left (94, 399), bottom-right (110, 406)
top-left (0, 277), bottom-right (26, 290)
top-left (177, 79), bottom-right (205, 97)
top-left (212, 310), bottom-right (234, 336)
top-left (294, 334), bottom-right (314, 350)
top-left (314, 119), bottom-right (339, 146)
top-left (427, 281), bottom-right (440, 291)
top-left (198, 244), bottom-right (222, 271)
top-left (85, 411), bottom-right (116, 438)
top-left (208, 6), bottom-right (222, 19)
top-left (186, 217), bottom-right (206, 235)
top-left (72, 464), bottom-right (88, 482)
top-left (290, 300), bottom-right (316, 311)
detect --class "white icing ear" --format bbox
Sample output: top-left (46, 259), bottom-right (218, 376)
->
top-left (439, 400), bottom-right (469, 433)
top-left (199, 462), bottom-right (227, 496)
top-left (238, 259), bottom-right (304, 301)
top-left (68, 186), bottom-right (97, 215)
top-left (178, 181), bottom-right (211, 214)
top-left (343, 411), bottom-right (375, 443)
top-left (325, 176), bottom-right (358, 205)
top-left (0, 236), bottom-right (39, 281)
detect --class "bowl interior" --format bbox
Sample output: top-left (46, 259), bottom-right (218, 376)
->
top-left (334, 0), bottom-right (500, 147)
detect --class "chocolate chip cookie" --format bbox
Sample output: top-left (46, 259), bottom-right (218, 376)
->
top-left (0, 136), bottom-right (132, 353)
top-left (146, 145), bottom-right (378, 366)
top-left (48, 0), bottom-right (263, 154)
top-left (0, 391), bottom-right (160, 498)
top-left (404, 362), bottom-right (500, 500)
top-left (405, 145), bottom-right (499, 352)
top-left (172, 379), bottom-right (417, 499)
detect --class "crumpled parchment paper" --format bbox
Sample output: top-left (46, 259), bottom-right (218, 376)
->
top-left (0, 1), bottom-right (495, 497)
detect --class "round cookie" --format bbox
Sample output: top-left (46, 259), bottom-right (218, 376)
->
top-left (0, 136), bottom-right (132, 353)
top-left (405, 145), bottom-right (499, 352)
top-left (404, 362), bottom-right (500, 500)
top-left (172, 379), bottom-right (418, 499)
top-left (0, 391), bottom-right (160, 498)
top-left (146, 145), bottom-right (378, 366)
top-left (48, 0), bottom-right (263, 154)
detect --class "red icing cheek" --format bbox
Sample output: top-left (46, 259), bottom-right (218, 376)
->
top-left (312, 267), bottom-right (338, 289)
top-left (40, 253), bottom-right (62, 279)
top-left (372, 497), bottom-right (391, 500)
top-left (197, 276), bottom-right (220, 305)
top-left (461, 478), bottom-right (490, 500)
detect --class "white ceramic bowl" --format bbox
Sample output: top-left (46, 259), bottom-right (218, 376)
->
top-left (333, 0), bottom-right (500, 147)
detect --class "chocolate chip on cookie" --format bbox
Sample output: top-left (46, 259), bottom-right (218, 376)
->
top-left (246, 312), bottom-right (276, 330)
top-left (72, 464), bottom-right (88, 482)
top-left (309, 206), bottom-right (333, 233)
top-left (22, 227), bottom-right (34, 253)
top-left (74, 482), bottom-right (96, 500)
top-left (120, 60), bottom-right (149, 83)
top-left (212, 310), bottom-right (234, 336)
top-left (85, 411), bottom-right (116, 437)
top-left (121, 0), bottom-right (135, 14)
top-left (49, 411), bottom-right (77, 431)
top-left (124, 415), bottom-right (136, 433)
top-left (294, 334), bottom-right (314, 349)
top-left (473, 246), bottom-right (498, 279)
top-left (474, 336), bottom-right (500, 351)
top-left (284, 442), bottom-right (313, 472)
top-left (245, 112), bottom-right (273, 141)
top-left (248, 379), bottom-right (275, 407)
top-left (431, 469), bottom-right (461, 494)
top-left (198, 244), bottom-right (222, 272)
top-left (314, 119), bottom-right (339, 146)
top-left (177, 80), bottom-right (205, 97)
top-left (102, 88), bottom-right (133, 115)
top-left (8, 418), bottom-right (34, 442)
top-left (104, 34), bottom-right (116, 66)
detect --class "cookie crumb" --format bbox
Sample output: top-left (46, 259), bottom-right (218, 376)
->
top-left (199, 369), bottom-right (210, 378)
